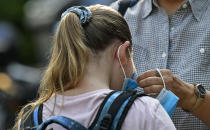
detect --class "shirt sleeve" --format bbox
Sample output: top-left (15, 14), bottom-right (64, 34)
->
top-left (121, 96), bottom-right (176, 130)
top-left (110, 1), bottom-right (119, 10)
top-left (151, 98), bottom-right (176, 130)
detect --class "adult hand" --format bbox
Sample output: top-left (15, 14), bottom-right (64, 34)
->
top-left (136, 69), bottom-right (196, 111)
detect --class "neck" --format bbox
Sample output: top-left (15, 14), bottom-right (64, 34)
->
top-left (62, 54), bottom-right (112, 96)
top-left (158, 0), bottom-right (186, 15)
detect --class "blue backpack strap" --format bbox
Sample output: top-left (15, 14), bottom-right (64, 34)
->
top-left (90, 90), bottom-right (139, 130)
top-left (17, 104), bottom-right (43, 129)
top-left (18, 106), bottom-right (37, 129)
top-left (105, 90), bottom-right (136, 130)
top-left (89, 91), bottom-right (122, 130)
top-left (116, 90), bottom-right (147, 130)
top-left (118, 0), bottom-right (139, 16)
top-left (37, 116), bottom-right (88, 130)
top-left (33, 105), bottom-right (88, 130)
top-left (33, 104), bottom-right (43, 128)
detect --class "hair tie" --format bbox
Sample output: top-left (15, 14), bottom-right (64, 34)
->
top-left (61, 6), bottom-right (92, 25)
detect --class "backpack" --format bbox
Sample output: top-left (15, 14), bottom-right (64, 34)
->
top-left (118, 0), bottom-right (139, 16)
top-left (21, 89), bottom-right (146, 130)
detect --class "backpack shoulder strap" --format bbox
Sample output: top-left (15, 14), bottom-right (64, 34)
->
top-left (37, 116), bottom-right (88, 130)
top-left (30, 104), bottom-right (88, 130)
top-left (116, 91), bottom-right (147, 130)
top-left (89, 91), bottom-right (120, 129)
top-left (22, 104), bottom-right (43, 129)
top-left (90, 90), bottom-right (146, 130)
top-left (100, 90), bottom-right (137, 130)
top-left (33, 104), bottom-right (43, 126)
top-left (118, 0), bottom-right (139, 16)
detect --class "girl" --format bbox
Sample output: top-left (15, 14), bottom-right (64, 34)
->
top-left (14, 5), bottom-right (175, 130)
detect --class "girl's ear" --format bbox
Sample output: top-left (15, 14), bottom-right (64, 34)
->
top-left (118, 41), bottom-right (131, 65)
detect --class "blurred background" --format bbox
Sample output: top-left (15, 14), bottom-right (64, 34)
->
top-left (0, 0), bottom-right (115, 129)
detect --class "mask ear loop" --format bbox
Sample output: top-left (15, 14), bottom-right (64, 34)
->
top-left (17, 118), bottom-right (21, 130)
top-left (156, 68), bottom-right (166, 90)
top-left (117, 44), bottom-right (126, 79)
top-left (127, 48), bottom-right (137, 73)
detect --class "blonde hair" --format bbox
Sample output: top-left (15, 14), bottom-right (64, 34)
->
top-left (13, 4), bottom-right (132, 129)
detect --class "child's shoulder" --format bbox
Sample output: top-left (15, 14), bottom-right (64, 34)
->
top-left (122, 96), bottom-right (176, 130)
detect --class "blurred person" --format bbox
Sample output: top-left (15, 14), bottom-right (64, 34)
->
top-left (14, 5), bottom-right (175, 130)
top-left (111, 0), bottom-right (210, 129)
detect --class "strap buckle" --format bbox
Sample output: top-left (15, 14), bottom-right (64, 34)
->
top-left (99, 114), bottom-right (112, 130)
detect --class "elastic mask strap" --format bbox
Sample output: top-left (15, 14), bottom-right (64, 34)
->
top-left (128, 48), bottom-right (137, 73)
top-left (18, 119), bottom-right (21, 130)
top-left (117, 44), bottom-right (126, 79)
top-left (156, 68), bottom-right (166, 89)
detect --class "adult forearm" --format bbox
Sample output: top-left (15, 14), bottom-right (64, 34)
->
top-left (192, 91), bottom-right (210, 127)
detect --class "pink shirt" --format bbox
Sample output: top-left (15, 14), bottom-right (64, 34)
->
top-left (43, 89), bottom-right (176, 130)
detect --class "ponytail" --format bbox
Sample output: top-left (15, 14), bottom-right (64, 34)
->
top-left (13, 11), bottom-right (89, 130)
top-left (51, 12), bottom-right (89, 90)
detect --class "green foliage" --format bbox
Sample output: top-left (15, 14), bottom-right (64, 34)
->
top-left (0, 0), bottom-right (37, 65)
top-left (0, 0), bottom-right (26, 21)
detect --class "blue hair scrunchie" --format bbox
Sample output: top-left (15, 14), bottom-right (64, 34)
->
top-left (61, 6), bottom-right (92, 25)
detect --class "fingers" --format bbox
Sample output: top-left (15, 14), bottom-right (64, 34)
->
top-left (143, 85), bottom-right (163, 94)
top-left (148, 93), bottom-right (159, 98)
top-left (137, 69), bottom-right (174, 98)
top-left (136, 69), bottom-right (196, 110)
top-left (139, 77), bottom-right (163, 87)
top-left (137, 69), bottom-right (158, 82)
top-left (137, 69), bottom-right (174, 88)
top-left (137, 70), bottom-right (165, 97)
top-left (137, 69), bottom-right (172, 82)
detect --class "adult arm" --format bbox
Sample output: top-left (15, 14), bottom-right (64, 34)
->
top-left (137, 69), bottom-right (210, 127)
top-left (192, 90), bottom-right (210, 127)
